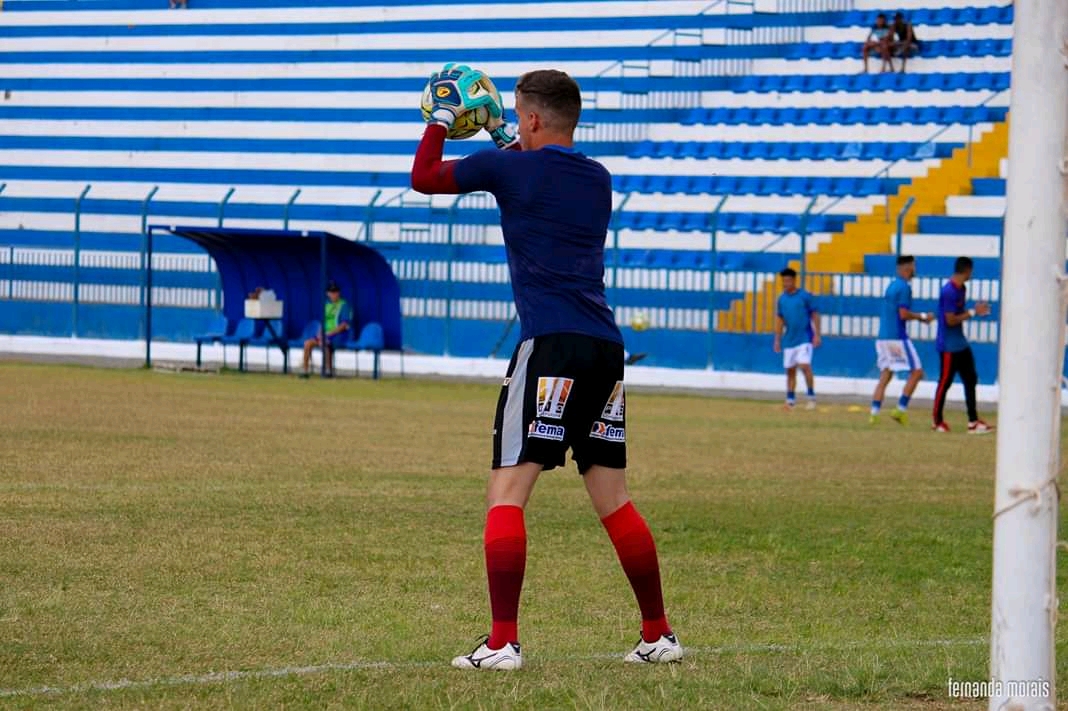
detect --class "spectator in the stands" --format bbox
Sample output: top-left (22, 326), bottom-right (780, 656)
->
top-left (169, 0), bottom-right (188, 8)
top-left (892, 12), bottom-right (920, 72)
top-left (301, 281), bottom-right (352, 378)
top-left (862, 13), bottom-right (895, 73)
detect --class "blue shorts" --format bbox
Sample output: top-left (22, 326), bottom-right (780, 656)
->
top-left (325, 332), bottom-right (347, 348)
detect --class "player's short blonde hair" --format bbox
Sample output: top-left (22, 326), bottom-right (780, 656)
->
top-left (515, 70), bottom-right (582, 132)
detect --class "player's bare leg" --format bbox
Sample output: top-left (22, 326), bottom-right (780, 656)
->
top-left (870, 369), bottom-right (894, 423)
top-left (452, 463), bottom-right (540, 671)
top-left (889, 367), bottom-right (924, 425)
top-left (784, 367), bottom-right (798, 409)
top-left (584, 466), bottom-right (681, 663)
top-left (798, 363), bottom-right (817, 410)
top-left (300, 337), bottom-right (318, 377)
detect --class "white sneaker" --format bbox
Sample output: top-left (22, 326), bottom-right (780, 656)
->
top-left (451, 637), bottom-right (522, 670)
top-left (624, 633), bottom-right (683, 664)
top-left (968, 420), bottom-right (994, 435)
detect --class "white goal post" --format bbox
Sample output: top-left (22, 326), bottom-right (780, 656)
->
top-left (989, 1), bottom-right (1068, 709)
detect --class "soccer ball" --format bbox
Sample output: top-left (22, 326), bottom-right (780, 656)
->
top-left (630, 312), bottom-right (650, 332)
top-left (420, 70), bottom-right (498, 140)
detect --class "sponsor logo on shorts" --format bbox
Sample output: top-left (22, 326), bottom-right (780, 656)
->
top-left (536, 377), bottom-right (574, 419)
top-left (601, 381), bottom-right (625, 422)
top-left (502, 377), bottom-right (511, 386)
top-left (590, 421), bottom-right (626, 443)
top-left (528, 420), bottom-right (566, 442)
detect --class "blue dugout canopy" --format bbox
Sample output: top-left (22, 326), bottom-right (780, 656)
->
top-left (144, 225), bottom-right (402, 365)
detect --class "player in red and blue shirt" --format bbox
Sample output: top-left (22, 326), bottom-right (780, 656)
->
top-left (411, 66), bottom-right (680, 670)
top-left (932, 256), bottom-right (993, 434)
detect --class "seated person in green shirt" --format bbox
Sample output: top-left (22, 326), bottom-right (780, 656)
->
top-left (301, 281), bottom-right (352, 377)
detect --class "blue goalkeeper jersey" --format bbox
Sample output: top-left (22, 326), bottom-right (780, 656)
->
top-left (452, 145), bottom-right (622, 344)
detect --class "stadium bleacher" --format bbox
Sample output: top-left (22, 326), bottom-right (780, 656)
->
top-left (0, 0), bottom-right (1015, 378)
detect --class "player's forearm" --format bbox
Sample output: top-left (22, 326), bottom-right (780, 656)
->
top-left (810, 314), bottom-right (821, 337)
top-left (410, 124), bottom-right (462, 194)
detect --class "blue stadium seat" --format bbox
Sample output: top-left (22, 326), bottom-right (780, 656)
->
top-left (680, 108), bottom-right (703, 126)
top-left (857, 178), bottom-right (884, 196)
top-left (194, 314), bottom-right (229, 368)
top-left (845, 107), bottom-right (867, 124)
top-left (735, 75), bottom-right (762, 93)
top-left (916, 106), bottom-right (941, 124)
top-left (792, 143), bottom-right (817, 160)
top-left (942, 106), bottom-right (966, 124)
top-left (829, 177), bottom-right (858, 197)
top-left (768, 142), bottom-right (793, 160)
top-left (807, 177), bottom-right (831, 195)
top-left (753, 214), bottom-right (782, 233)
top-left (899, 73), bottom-right (924, 90)
top-left (976, 6), bottom-right (1001, 24)
top-left (714, 175), bottom-right (738, 194)
top-left (827, 75), bottom-right (852, 92)
top-left (682, 212), bottom-right (707, 232)
top-left (646, 175), bottom-right (669, 193)
top-left (660, 213), bottom-right (684, 231)
top-left (700, 142), bottom-right (725, 159)
top-left (219, 318), bottom-right (258, 372)
top-left (815, 143), bottom-right (840, 160)
top-left (799, 107), bottom-right (821, 125)
top-left (869, 107), bottom-right (892, 125)
top-left (345, 322), bottom-right (386, 379)
top-left (840, 142), bottom-right (862, 160)
top-left (839, 9), bottom-right (864, 26)
top-left (909, 9), bottom-right (931, 24)
top-left (678, 142), bottom-right (702, 159)
top-left (666, 175), bottom-right (690, 194)
top-left (288, 320), bottom-right (321, 349)
top-left (931, 8), bottom-right (955, 24)
top-left (735, 176), bottom-right (760, 195)
top-left (630, 140), bottom-right (657, 158)
top-left (752, 107), bottom-right (775, 125)
top-left (723, 143), bottom-right (746, 159)
top-left (707, 107), bottom-right (731, 125)
top-left (636, 212), bottom-right (659, 230)
top-left (690, 176), bottom-right (713, 194)
top-left (654, 142), bottom-right (676, 158)
top-left (824, 107), bottom-right (846, 125)
top-left (955, 7), bottom-right (979, 24)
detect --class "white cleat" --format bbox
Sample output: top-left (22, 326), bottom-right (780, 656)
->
top-left (451, 638), bottom-right (522, 671)
top-left (968, 420), bottom-right (995, 435)
top-left (624, 633), bottom-right (683, 664)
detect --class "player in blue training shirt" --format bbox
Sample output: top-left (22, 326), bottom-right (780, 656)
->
top-left (932, 256), bottom-right (993, 433)
top-left (869, 255), bottom-right (933, 425)
top-left (411, 66), bottom-right (680, 670)
top-left (773, 267), bottom-right (820, 410)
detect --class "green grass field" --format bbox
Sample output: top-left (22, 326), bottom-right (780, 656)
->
top-left (1, 362), bottom-right (1065, 710)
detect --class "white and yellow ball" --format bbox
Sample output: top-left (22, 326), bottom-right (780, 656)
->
top-left (630, 312), bottom-right (651, 332)
top-left (420, 73), bottom-right (498, 140)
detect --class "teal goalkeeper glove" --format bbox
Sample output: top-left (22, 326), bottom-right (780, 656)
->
top-left (485, 117), bottom-right (519, 149)
top-left (424, 63), bottom-right (501, 130)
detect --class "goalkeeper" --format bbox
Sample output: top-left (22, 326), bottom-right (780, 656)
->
top-left (411, 66), bottom-right (682, 671)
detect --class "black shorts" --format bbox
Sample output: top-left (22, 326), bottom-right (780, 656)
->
top-left (492, 333), bottom-right (626, 474)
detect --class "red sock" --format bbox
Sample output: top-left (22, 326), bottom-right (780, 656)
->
top-left (601, 501), bottom-right (671, 643)
top-left (484, 505), bottom-right (526, 649)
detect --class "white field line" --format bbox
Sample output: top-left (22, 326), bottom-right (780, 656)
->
top-left (0, 638), bottom-right (986, 699)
